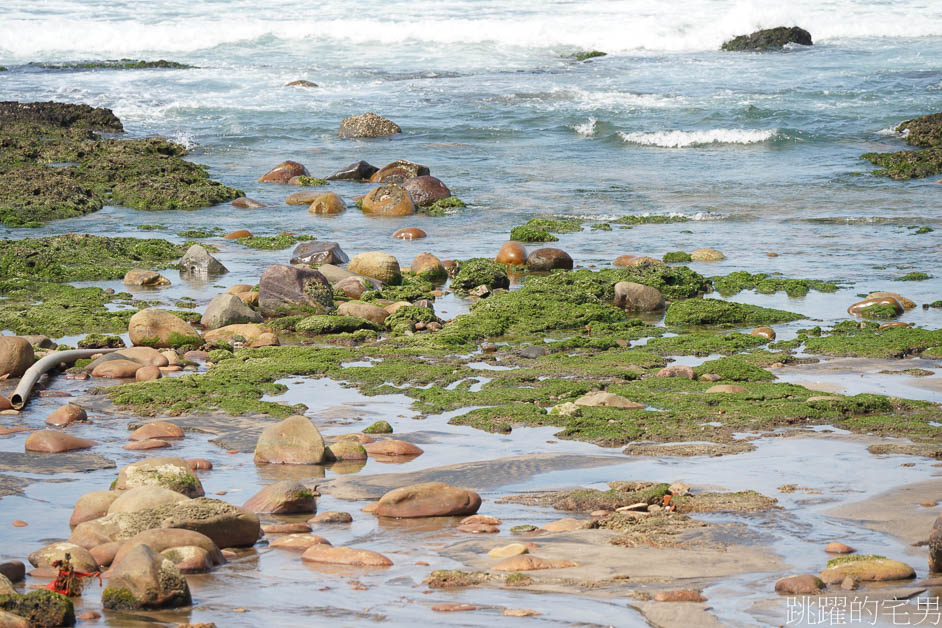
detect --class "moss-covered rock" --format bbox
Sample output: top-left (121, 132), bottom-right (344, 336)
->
top-left (451, 258), bottom-right (510, 294)
top-left (664, 299), bottom-right (803, 327)
top-left (662, 251), bottom-right (692, 263)
top-left (644, 332), bottom-right (767, 356)
top-left (509, 225), bottom-right (558, 242)
top-left (234, 233), bottom-right (315, 250)
top-left (38, 59), bottom-right (194, 70)
top-left (0, 279), bottom-right (138, 337)
top-left (721, 26), bottom-right (812, 51)
top-left (386, 305), bottom-right (438, 334)
top-left (296, 315), bottom-right (380, 335)
top-left (420, 196), bottom-right (464, 216)
top-left (571, 50), bottom-right (607, 61)
top-left (693, 356), bottom-right (775, 381)
top-left (520, 217), bottom-right (583, 233)
top-left (862, 147), bottom-right (942, 179)
top-left (898, 112), bottom-right (942, 148)
top-left (804, 325), bottom-right (942, 359)
top-left (711, 271), bottom-right (837, 297)
top-left (0, 590), bottom-right (74, 627)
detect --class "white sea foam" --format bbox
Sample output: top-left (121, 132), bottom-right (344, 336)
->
top-left (618, 129), bottom-right (779, 148)
top-left (571, 117), bottom-right (597, 137)
top-left (2, 0), bottom-right (942, 58)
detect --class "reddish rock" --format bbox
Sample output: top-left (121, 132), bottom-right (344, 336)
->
top-left (401, 175), bottom-right (450, 206)
top-left (369, 160), bottom-right (429, 184)
top-left (269, 534), bottom-right (331, 551)
top-left (309, 511), bottom-right (353, 524)
top-left (361, 184), bottom-right (415, 217)
top-left (258, 265), bottom-right (334, 317)
top-left (258, 160), bottom-right (309, 183)
top-left (261, 522), bottom-right (312, 535)
top-left (496, 241), bottom-right (527, 266)
top-left (613, 255), bottom-right (636, 266)
top-left (129, 421), bottom-right (184, 441)
top-left (300, 545), bottom-right (392, 567)
top-left (456, 523), bottom-right (498, 533)
top-left (655, 365), bottom-right (696, 379)
top-left (848, 296), bottom-right (903, 317)
top-left (526, 248), bottom-right (573, 272)
top-left (363, 440), bottom-right (424, 457)
top-left (654, 589), bottom-right (706, 602)
top-left (123, 439), bottom-right (171, 451)
top-left (232, 197), bottom-right (265, 209)
top-left (186, 458), bottom-right (213, 471)
top-left (135, 365), bottom-right (162, 382)
top-left (225, 229), bottom-right (253, 239)
top-left (0, 337), bottom-right (33, 378)
top-left (11, 520), bottom-right (26, 527)
top-left (751, 326), bottom-right (776, 340)
top-left (307, 192), bottom-right (347, 215)
top-left (91, 359), bottom-right (142, 378)
top-left (253, 415), bottom-right (327, 465)
top-left (70, 491), bottom-right (120, 528)
top-left (774, 574), bottom-right (826, 595)
top-left (393, 227), bottom-right (427, 240)
top-left (90, 542), bottom-right (120, 568)
top-left (44, 404), bottom-right (87, 427)
top-left (825, 542), bottom-right (856, 554)
top-left (243, 480), bottom-right (316, 514)
top-left (373, 482), bottom-right (480, 518)
top-left (25, 430), bottom-right (96, 453)
top-left (461, 515), bottom-right (501, 526)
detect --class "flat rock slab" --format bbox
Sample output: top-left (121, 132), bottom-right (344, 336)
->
top-left (0, 451), bottom-right (115, 474)
top-left (825, 478), bottom-right (942, 546)
top-left (319, 454), bottom-right (625, 500)
top-left (630, 601), bottom-right (725, 628)
top-left (0, 474), bottom-right (32, 498)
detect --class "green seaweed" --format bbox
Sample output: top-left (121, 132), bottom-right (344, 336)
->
top-left (663, 251), bottom-right (692, 263)
top-left (0, 279), bottom-right (137, 337)
top-left (292, 176), bottom-right (328, 186)
top-left (693, 356), bottom-right (775, 381)
top-left (39, 59), bottom-right (194, 70)
top-left (644, 332), bottom-right (767, 356)
top-left (521, 217), bottom-right (583, 233)
top-left (0, 590), bottom-right (75, 627)
top-left (296, 315), bottom-right (380, 335)
top-left (235, 233), bottom-right (315, 250)
top-left (509, 225), bottom-right (558, 242)
top-left (571, 50), bottom-right (607, 61)
top-left (664, 299), bottom-right (803, 327)
top-left (862, 147), bottom-right (942, 179)
top-left (450, 258), bottom-right (510, 294)
top-left (898, 272), bottom-right (931, 281)
top-left (613, 215), bottom-right (688, 225)
top-left (419, 196), bottom-right (465, 216)
top-left (711, 271), bottom-right (838, 297)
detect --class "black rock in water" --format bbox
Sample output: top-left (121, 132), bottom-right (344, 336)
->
top-left (721, 27), bottom-right (812, 52)
top-left (326, 160), bottom-right (379, 181)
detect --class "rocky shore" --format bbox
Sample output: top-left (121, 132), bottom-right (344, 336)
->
top-left (0, 101), bottom-right (941, 626)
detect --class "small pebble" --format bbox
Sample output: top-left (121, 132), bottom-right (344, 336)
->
top-left (11, 520), bottom-right (27, 527)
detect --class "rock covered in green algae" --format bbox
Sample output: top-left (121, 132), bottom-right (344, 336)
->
top-left (38, 59), bottom-right (194, 70)
top-left (295, 315), bottom-right (380, 335)
top-left (101, 544), bottom-right (190, 610)
top-left (114, 457), bottom-right (204, 497)
top-left (862, 147), bottom-right (942, 179)
top-left (363, 420), bottom-right (393, 434)
top-left (0, 102), bottom-right (241, 226)
top-left (721, 26), bottom-right (812, 51)
top-left (451, 258), bottom-right (510, 293)
top-left (385, 305), bottom-right (439, 334)
top-left (711, 270), bottom-right (837, 297)
top-left (0, 234), bottom-right (188, 282)
top-left (819, 554), bottom-right (915, 584)
top-left (897, 112), bottom-right (942, 148)
top-left (509, 225), bottom-right (558, 243)
top-left (664, 298), bottom-right (803, 327)
top-left (0, 590), bottom-right (74, 627)
top-left (803, 324), bottom-right (942, 358)
top-left (692, 356), bottom-right (775, 381)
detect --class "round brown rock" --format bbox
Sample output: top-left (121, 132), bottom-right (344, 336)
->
top-left (114, 456), bottom-right (204, 497)
top-left (848, 296), bottom-right (903, 317)
top-left (613, 255), bottom-right (636, 267)
top-left (411, 253), bottom-right (446, 280)
top-left (129, 421), bottom-right (184, 441)
top-left (135, 365), bottom-right (162, 382)
top-left (361, 184), bottom-right (415, 217)
top-left (108, 486), bottom-right (190, 514)
top-left (819, 558), bottom-right (915, 584)
top-left (825, 542), bottom-right (856, 554)
top-left (25, 430), bottom-right (96, 453)
top-left (868, 291), bottom-right (916, 309)
top-left (270, 534), bottom-right (331, 550)
top-left (496, 242), bottom-right (527, 266)
top-left (128, 309), bottom-right (200, 348)
top-left (123, 269), bottom-right (171, 287)
top-left (373, 482), bottom-right (480, 518)
top-left (29, 542), bottom-right (98, 573)
top-left (526, 248), bottom-right (573, 272)
top-left (254, 415), bottom-right (327, 465)
top-left (369, 160), bottom-right (429, 184)
top-left (224, 229), bottom-right (252, 239)
top-left (348, 252), bottom-right (401, 285)
top-left (124, 439), bottom-right (170, 451)
top-left (393, 227), bottom-right (427, 240)
top-left (285, 190), bottom-right (322, 205)
top-left (751, 326), bottom-right (776, 340)
top-left (614, 282), bottom-right (665, 312)
top-left (0, 337), bottom-right (33, 378)
top-left (307, 192), bottom-right (347, 215)
top-left (258, 160), bottom-right (309, 183)
top-left (258, 265), bottom-right (334, 317)
top-left (309, 511), bottom-right (353, 524)
top-left (337, 301), bottom-right (389, 325)
top-left (690, 248), bottom-right (725, 261)
top-left (654, 590), bottom-right (706, 602)
top-left (92, 359), bottom-right (142, 379)
top-left (70, 491), bottom-right (120, 528)
top-left (333, 276), bottom-right (371, 299)
top-left (232, 197), bottom-right (265, 208)
top-left (401, 175), bottom-right (450, 206)
top-left (242, 480), bottom-right (316, 514)
top-left (45, 404), bottom-right (87, 427)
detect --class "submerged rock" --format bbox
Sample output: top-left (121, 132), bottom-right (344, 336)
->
top-left (361, 184), bottom-right (415, 216)
top-left (370, 160), bottom-right (430, 184)
top-left (123, 269), bottom-right (170, 287)
top-left (495, 241), bottom-right (527, 266)
top-left (300, 545), bottom-right (392, 566)
top-left (232, 196), bottom-right (265, 208)
top-left (101, 544), bottom-right (190, 610)
top-left (393, 227), bottom-right (426, 240)
top-left (24, 431), bottom-right (96, 454)
top-left (401, 175), bottom-right (450, 206)
top-left (721, 26), bottom-right (812, 51)
top-left (898, 112), bottom-right (942, 148)
top-left (258, 160), bottom-right (309, 183)
top-left (337, 113), bottom-right (401, 139)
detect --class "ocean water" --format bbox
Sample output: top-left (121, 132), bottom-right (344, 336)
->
top-left (1, 0), bottom-right (941, 316)
top-left (1, 4), bottom-right (942, 625)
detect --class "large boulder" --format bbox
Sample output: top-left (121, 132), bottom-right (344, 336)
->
top-left (113, 457), bottom-right (204, 498)
top-left (496, 241), bottom-right (527, 266)
top-left (526, 248), bottom-right (573, 272)
top-left (112, 529), bottom-right (223, 569)
top-left (337, 301), bottom-right (388, 325)
top-left (614, 282), bottom-right (665, 312)
top-left (28, 542), bottom-right (98, 573)
top-left (0, 337), bottom-right (33, 378)
top-left (347, 252), bottom-right (401, 285)
top-left (289, 241), bottom-right (349, 266)
top-left (401, 175), bottom-right (450, 207)
top-left (308, 193), bottom-right (347, 215)
top-left (258, 265), bottom-right (334, 317)
top-left (258, 160), bottom-right (309, 183)
top-left (373, 482), bottom-right (481, 518)
top-left (70, 490), bottom-right (121, 527)
top-left (108, 486), bottom-right (190, 514)
top-left (819, 556), bottom-right (915, 584)
top-left (71, 498), bottom-right (260, 549)
top-left (722, 26), bottom-right (812, 51)
top-left (326, 160), bottom-right (378, 181)
top-left (128, 309), bottom-right (201, 348)
top-left (101, 544), bottom-right (190, 610)
top-left (254, 415), bottom-right (327, 465)
top-left (179, 244), bottom-right (228, 278)
top-left (411, 253), bottom-right (447, 282)
top-left (24, 431), bottom-right (96, 453)
top-left (200, 294), bottom-right (262, 329)
top-left (242, 480), bottom-right (315, 514)
top-left (370, 161), bottom-right (430, 185)
top-left (361, 184), bottom-right (415, 216)
top-left (337, 113), bottom-right (401, 138)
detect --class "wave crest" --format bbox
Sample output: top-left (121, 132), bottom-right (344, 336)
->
top-left (618, 128), bottom-right (779, 148)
